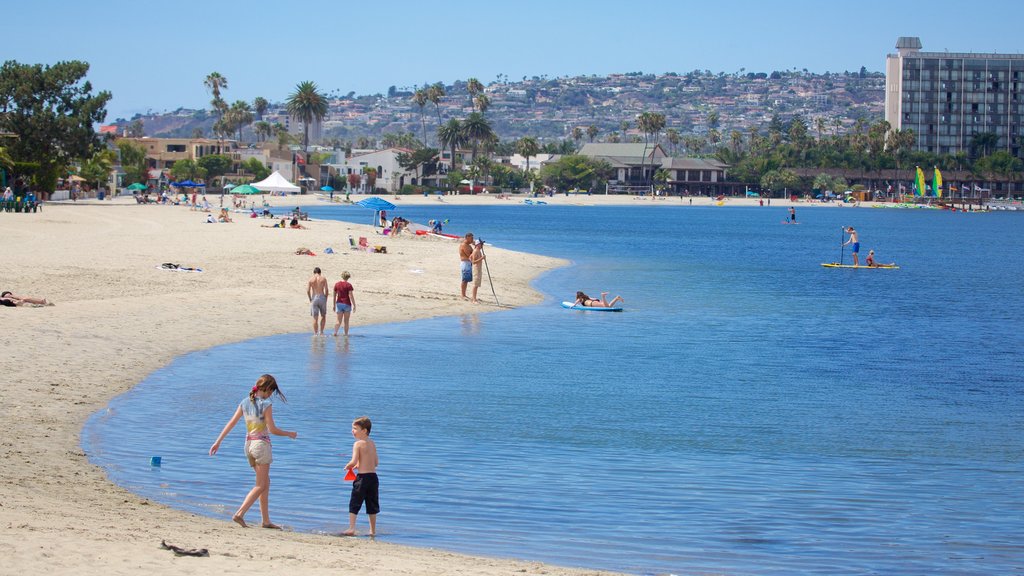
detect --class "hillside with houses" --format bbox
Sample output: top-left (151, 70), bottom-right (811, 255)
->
top-left (114, 68), bottom-right (885, 148)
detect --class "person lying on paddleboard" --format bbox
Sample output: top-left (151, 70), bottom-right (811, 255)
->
top-left (574, 291), bottom-right (624, 308)
top-left (866, 250), bottom-right (896, 268)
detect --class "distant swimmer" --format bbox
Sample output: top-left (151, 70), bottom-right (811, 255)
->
top-left (574, 291), bottom-right (624, 308)
top-left (866, 250), bottom-right (896, 268)
top-left (842, 227), bottom-right (860, 266)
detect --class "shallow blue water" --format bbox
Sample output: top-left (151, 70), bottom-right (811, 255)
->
top-left (85, 204), bottom-right (1024, 574)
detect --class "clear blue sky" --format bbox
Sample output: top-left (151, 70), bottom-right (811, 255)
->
top-left (8, 0), bottom-right (1024, 122)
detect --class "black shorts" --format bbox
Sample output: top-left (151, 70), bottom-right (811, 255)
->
top-left (349, 472), bottom-right (380, 515)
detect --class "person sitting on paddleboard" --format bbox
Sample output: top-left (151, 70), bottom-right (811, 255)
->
top-left (866, 250), bottom-right (896, 268)
top-left (574, 291), bottom-right (624, 308)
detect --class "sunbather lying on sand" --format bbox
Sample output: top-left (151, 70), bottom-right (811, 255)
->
top-left (1, 291), bottom-right (54, 307)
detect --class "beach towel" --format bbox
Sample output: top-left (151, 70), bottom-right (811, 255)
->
top-left (160, 540), bottom-right (209, 557)
top-left (295, 247), bottom-right (316, 256)
top-left (157, 263), bottom-right (204, 272)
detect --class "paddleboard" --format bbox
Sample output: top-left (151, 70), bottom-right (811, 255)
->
top-left (820, 263), bottom-right (900, 269)
top-left (561, 301), bottom-right (623, 312)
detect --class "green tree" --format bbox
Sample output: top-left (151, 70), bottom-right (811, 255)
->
top-left (412, 88), bottom-right (429, 145)
top-left (252, 96), bottom-right (269, 121)
top-left (461, 112), bottom-right (494, 165)
top-left (538, 155), bottom-right (613, 191)
top-left (128, 119), bottom-right (145, 138)
top-left (286, 80), bottom-right (329, 153)
top-left (437, 119), bottom-right (466, 172)
top-left (0, 60), bottom-right (111, 191)
top-left (253, 121), bottom-right (271, 143)
top-left (117, 140), bottom-right (147, 185)
top-left (169, 158), bottom-right (206, 182)
top-left (515, 136), bottom-right (540, 173)
top-left (204, 72), bottom-right (228, 120)
top-left (241, 157), bottom-right (270, 181)
top-left (427, 82), bottom-right (446, 130)
top-left (571, 126), bottom-right (584, 149)
top-left (78, 148), bottom-right (117, 192)
top-left (397, 147), bottom-right (439, 183)
top-left (197, 154), bottom-right (232, 187)
top-left (474, 93), bottom-right (490, 114)
top-left (586, 125), bottom-right (599, 143)
top-left (227, 100), bottom-right (254, 141)
top-left (637, 111), bottom-right (666, 184)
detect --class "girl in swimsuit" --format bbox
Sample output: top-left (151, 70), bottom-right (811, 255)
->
top-left (574, 291), bottom-right (624, 308)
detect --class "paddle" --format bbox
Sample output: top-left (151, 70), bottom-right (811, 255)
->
top-left (839, 227), bottom-right (845, 266)
top-left (480, 241), bottom-right (499, 306)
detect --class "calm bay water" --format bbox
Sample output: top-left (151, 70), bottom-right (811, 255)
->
top-left (85, 204), bottom-right (1024, 574)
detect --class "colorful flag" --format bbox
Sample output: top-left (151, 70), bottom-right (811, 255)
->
top-left (915, 167), bottom-right (926, 197)
top-left (933, 167), bottom-right (943, 198)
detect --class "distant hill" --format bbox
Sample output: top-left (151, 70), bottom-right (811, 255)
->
top-left (112, 69), bottom-right (885, 145)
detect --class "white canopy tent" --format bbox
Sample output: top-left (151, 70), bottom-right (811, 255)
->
top-left (250, 171), bottom-right (300, 194)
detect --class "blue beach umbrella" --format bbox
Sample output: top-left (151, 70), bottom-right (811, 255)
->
top-left (356, 196), bottom-right (397, 226)
top-left (320, 185), bottom-right (335, 192)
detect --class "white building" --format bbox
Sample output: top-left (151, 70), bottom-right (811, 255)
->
top-left (331, 148), bottom-right (417, 193)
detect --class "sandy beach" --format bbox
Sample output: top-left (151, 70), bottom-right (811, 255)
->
top-left (0, 191), bottom-right (871, 575)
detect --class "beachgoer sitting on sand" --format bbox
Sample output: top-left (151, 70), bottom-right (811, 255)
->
top-left (206, 214), bottom-right (217, 223)
top-left (573, 291), bottom-right (624, 308)
top-left (218, 208), bottom-right (233, 223)
top-left (1, 291), bottom-right (54, 307)
top-left (289, 217), bottom-right (306, 229)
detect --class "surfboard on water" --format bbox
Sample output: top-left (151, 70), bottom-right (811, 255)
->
top-left (561, 301), bottom-right (623, 312)
top-left (821, 263), bottom-right (900, 269)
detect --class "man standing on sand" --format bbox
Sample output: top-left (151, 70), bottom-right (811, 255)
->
top-left (459, 232), bottom-right (474, 300)
top-left (843, 227), bottom-right (860, 267)
top-left (307, 267), bottom-right (328, 335)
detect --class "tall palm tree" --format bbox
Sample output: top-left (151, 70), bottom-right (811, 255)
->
top-left (474, 93), bottom-right (490, 114)
top-left (204, 72), bottom-right (229, 120)
top-left (571, 126), bottom-right (584, 149)
top-left (437, 118), bottom-right (466, 173)
top-left (286, 81), bottom-right (329, 153)
top-left (665, 128), bottom-right (680, 155)
top-left (427, 82), bottom-right (446, 131)
top-left (253, 121), bottom-right (271, 143)
top-left (466, 77), bottom-right (484, 107)
top-left (515, 136), bottom-right (540, 173)
top-left (586, 125), bottom-right (599, 142)
top-left (228, 100), bottom-right (253, 142)
top-left (252, 96), bottom-right (269, 121)
top-left (637, 111), bottom-right (666, 185)
top-left (412, 89), bottom-right (429, 145)
top-left (461, 112), bottom-right (494, 166)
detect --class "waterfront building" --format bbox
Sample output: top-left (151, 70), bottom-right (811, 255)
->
top-left (885, 36), bottom-right (1024, 159)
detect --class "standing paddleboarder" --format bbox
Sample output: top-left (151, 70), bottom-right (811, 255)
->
top-left (842, 227), bottom-right (860, 267)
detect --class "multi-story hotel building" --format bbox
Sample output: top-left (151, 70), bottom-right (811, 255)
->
top-left (885, 36), bottom-right (1024, 159)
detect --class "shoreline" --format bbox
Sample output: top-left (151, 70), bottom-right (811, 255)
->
top-left (0, 198), bottom-right (623, 575)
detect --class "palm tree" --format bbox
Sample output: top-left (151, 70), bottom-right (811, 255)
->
top-left (571, 126), bottom-right (584, 149)
top-left (462, 112), bottom-right (494, 165)
top-left (252, 96), bottom-right (269, 121)
top-left (665, 128), bottom-right (680, 155)
top-left (586, 125), bottom-right (599, 143)
top-left (412, 89), bottom-right (429, 145)
top-left (228, 100), bottom-right (253, 141)
top-left (437, 119), bottom-right (466, 173)
top-left (620, 120), bottom-right (630, 139)
top-left (204, 72), bottom-right (229, 121)
top-left (474, 93), bottom-right (490, 114)
top-left (515, 136), bottom-right (540, 173)
top-left (466, 77), bottom-right (484, 107)
top-left (286, 81), bottom-right (329, 153)
top-left (637, 112), bottom-right (666, 185)
top-left (427, 82), bottom-right (446, 131)
top-left (253, 121), bottom-right (271, 143)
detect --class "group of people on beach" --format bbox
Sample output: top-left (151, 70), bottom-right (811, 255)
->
top-left (209, 375), bottom-right (379, 536)
top-left (458, 232), bottom-right (488, 303)
top-left (306, 267), bottom-right (355, 336)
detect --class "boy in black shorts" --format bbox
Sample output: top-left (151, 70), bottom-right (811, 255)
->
top-left (342, 416), bottom-right (380, 536)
